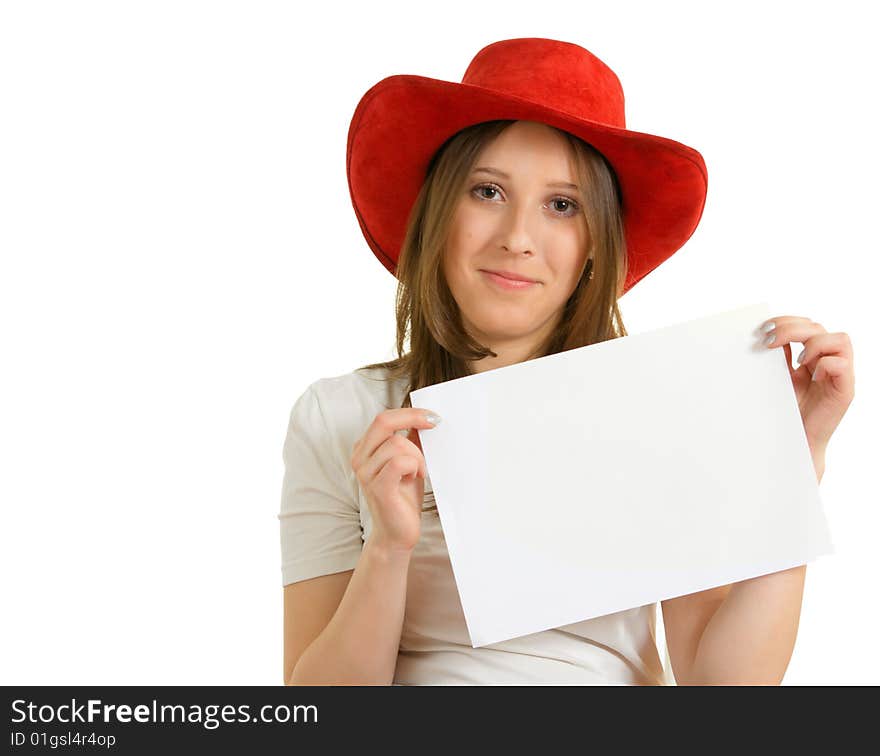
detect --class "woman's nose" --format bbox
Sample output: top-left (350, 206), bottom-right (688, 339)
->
top-left (499, 202), bottom-right (536, 255)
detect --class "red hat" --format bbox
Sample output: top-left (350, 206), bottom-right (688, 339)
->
top-left (346, 37), bottom-right (708, 295)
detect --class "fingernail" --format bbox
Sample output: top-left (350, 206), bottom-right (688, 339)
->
top-left (762, 321), bottom-right (777, 333)
top-left (425, 412), bottom-right (442, 425)
top-left (763, 331), bottom-right (776, 346)
top-left (796, 348), bottom-right (806, 365)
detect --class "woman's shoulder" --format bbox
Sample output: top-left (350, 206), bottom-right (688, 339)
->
top-left (293, 364), bottom-right (409, 443)
top-left (308, 364), bottom-right (408, 409)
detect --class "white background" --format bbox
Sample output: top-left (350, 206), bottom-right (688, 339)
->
top-left (1, 0), bottom-right (876, 685)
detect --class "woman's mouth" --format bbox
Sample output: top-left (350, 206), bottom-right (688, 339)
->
top-left (480, 270), bottom-right (540, 291)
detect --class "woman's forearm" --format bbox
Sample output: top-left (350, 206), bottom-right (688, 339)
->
top-left (685, 450), bottom-right (825, 685)
top-left (289, 538), bottom-right (412, 685)
top-left (686, 563), bottom-right (807, 685)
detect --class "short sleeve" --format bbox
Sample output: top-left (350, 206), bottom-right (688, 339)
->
top-left (278, 383), bottom-right (363, 587)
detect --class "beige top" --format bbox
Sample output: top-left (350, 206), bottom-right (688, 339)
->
top-left (278, 366), bottom-right (671, 685)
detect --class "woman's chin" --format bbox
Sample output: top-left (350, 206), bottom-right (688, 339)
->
top-left (471, 324), bottom-right (535, 342)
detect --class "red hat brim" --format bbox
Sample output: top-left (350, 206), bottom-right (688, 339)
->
top-left (347, 74), bottom-right (708, 295)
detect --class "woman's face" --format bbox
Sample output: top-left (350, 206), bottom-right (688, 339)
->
top-left (442, 121), bottom-right (590, 369)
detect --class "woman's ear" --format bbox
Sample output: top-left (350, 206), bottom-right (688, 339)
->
top-left (584, 257), bottom-right (594, 278)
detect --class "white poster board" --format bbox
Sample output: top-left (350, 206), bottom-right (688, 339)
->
top-left (410, 302), bottom-right (833, 648)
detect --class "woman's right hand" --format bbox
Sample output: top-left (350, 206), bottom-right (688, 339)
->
top-left (350, 408), bottom-right (440, 554)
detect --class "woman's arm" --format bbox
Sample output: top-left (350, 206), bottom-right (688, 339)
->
top-left (288, 539), bottom-right (412, 685)
top-left (685, 564), bottom-right (807, 685)
top-left (682, 448), bottom-right (825, 685)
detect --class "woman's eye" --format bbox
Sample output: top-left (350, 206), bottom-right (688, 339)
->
top-left (549, 197), bottom-right (581, 217)
top-left (474, 184), bottom-right (500, 200)
top-left (552, 199), bottom-right (572, 214)
top-left (472, 184), bottom-right (580, 217)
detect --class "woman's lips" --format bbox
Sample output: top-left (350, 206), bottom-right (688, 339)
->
top-left (480, 270), bottom-right (539, 291)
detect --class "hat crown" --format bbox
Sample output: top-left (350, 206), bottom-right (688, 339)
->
top-left (461, 38), bottom-right (626, 129)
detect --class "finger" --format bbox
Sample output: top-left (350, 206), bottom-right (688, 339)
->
top-left (760, 319), bottom-right (826, 351)
top-left (352, 408), bottom-right (439, 469)
top-left (794, 332), bottom-right (853, 370)
top-left (356, 432), bottom-right (423, 487)
top-left (374, 453), bottom-right (422, 493)
top-left (782, 343), bottom-right (797, 376)
top-left (758, 315), bottom-right (814, 337)
top-left (812, 355), bottom-right (855, 398)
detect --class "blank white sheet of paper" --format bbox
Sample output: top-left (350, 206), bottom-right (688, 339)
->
top-left (409, 302), bottom-right (834, 648)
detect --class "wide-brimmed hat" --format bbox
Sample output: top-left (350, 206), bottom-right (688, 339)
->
top-left (346, 37), bottom-right (708, 295)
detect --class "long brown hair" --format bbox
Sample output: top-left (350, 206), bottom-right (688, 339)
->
top-left (357, 119), bottom-right (629, 408)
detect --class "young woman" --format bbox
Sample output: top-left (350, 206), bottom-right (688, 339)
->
top-left (279, 38), bottom-right (855, 685)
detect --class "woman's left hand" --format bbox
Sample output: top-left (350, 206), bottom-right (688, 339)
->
top-left (760, 316), bottom-right (855, 458)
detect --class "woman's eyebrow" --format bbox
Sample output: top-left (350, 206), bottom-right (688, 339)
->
top-left (471, 166), bottom-right (580, 191)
